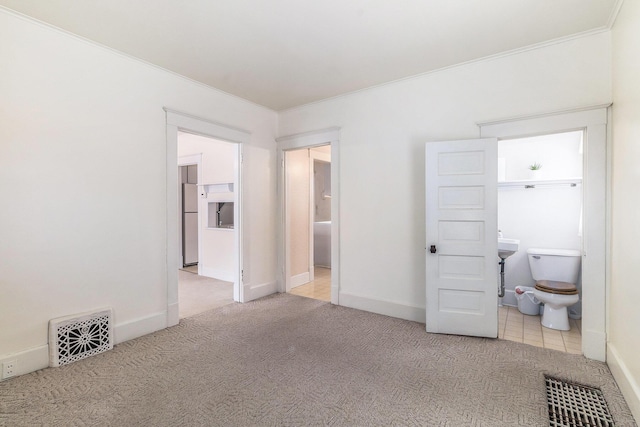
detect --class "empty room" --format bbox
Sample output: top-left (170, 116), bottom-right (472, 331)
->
top-left (1, 1), bottom-right (639, 425)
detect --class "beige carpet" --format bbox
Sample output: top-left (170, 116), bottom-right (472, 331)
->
top-left (0, 294), bottom-right (636, 426)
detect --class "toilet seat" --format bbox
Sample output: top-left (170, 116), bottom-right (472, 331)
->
top-left (535, 280), bottom-right (578, 295)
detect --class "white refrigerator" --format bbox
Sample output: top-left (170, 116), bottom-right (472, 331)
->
top-left (182, 183), bottom-right (198, 266)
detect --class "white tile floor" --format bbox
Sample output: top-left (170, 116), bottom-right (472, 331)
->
top-left (499, 305), bottom-right (582, 354)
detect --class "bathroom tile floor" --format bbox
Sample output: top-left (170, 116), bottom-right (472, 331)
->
top-left (289, 267), bottom-right (331, 302)
top-left (499, 305), bottom-right (582, 354)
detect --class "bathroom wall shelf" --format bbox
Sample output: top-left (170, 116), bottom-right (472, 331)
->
top-left (498, 178), bottom-right (582, 190)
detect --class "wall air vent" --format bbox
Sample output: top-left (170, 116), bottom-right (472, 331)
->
top-left (49, 309), bottom-right (113, 367)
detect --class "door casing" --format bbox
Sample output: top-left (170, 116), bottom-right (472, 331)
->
top-left (165, 108), bottom-right (247, 327)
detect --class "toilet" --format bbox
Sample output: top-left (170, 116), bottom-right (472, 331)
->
top-left (527, 248), bottom-right (581, 331)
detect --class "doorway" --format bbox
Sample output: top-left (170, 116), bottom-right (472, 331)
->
top-left (165, 109), bottom-right (248, 327)
top-left (425, 107), bottom-right (607, 361)
top-left (277, 127), bottom-right (340, 305)
top-left (480, 106), bottom-right (608, 361)
top-left (286, 145), bottom-right (332, 302)
top-left (177, 132), bottom-right (238, 318)
top-left (496, 131), bottom-right (584, 354)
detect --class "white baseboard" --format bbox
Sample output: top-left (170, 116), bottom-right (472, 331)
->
top-left (201, 266), bottom-right (234, 282)
top-left (0, 345), bottom-right (49, 381)
top-left (244, 281), bottom-right (277, 302)
top-left (607, 343), bottom-right (640, 422)
top-left (582, 329), bottom-right (606, 362)
top-left (331, 285), bottom-right (339, 305)
top-left (1, 310), bottom-right (170, 380)
top-left (339, 291), bottom-right (425, 323)
top-left (167, 302), bottom-right (179, 327)
top-left (113, 311), bottom-right (167, 345)
top-left (502, 289), bottom-right (517, 306)
top-left (290, 272), bottom-right (310, 288)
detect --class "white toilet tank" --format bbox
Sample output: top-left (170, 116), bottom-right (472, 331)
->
top-left (527, 248), bottom-right (582, 283)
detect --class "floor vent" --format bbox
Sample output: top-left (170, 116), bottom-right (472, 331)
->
top-left (49, 309), bottom-right (113, 367)
top-left (545, 375), bottom-right (614, 427)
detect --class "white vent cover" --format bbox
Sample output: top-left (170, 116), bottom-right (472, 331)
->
top-left (49, 309), bottom-right (113, 367)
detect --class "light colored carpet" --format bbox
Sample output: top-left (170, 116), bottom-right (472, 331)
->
top-left (0, 294), bottom-right (636, 426)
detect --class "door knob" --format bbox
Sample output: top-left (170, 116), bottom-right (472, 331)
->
top-left (429, 245), bottom-right (437, 254)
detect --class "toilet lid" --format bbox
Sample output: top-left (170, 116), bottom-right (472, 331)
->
top-left (535, 280), bottom-right (578, 295)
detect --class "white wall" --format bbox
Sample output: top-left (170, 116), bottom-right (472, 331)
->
top-left (498, 132), bottom-right (583, 309)
top-left (178, 133), bottom-right (236, 281)
top-left (609, 0), bottom-right (640, 420)
top-left (179, 133), bottom-right (236, 185)
top-left (279, 32), bottom-right (611, 321)
top-left (0, 9), bottom-right (277, 375)
top-left (498, 132), bottom-right (583, 181)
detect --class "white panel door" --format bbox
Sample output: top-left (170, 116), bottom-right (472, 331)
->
top-left (426, 139), bottom-right (498, 338)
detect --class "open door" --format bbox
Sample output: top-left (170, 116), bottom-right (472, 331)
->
top-left (425, 138), bottom-right (498, 338)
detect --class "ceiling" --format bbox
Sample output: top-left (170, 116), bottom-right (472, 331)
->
top-left (0, 0), bottom-right (620, 110)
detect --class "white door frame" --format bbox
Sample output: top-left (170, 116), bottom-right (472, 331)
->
top-left (165, 108), bottom-right (248, 327)
top-left (178, 154), bottom-right (203, 272)
top-left (277, 127), bottom-right (341, 305)
top-left (479, 105), bottom-right (609, 361)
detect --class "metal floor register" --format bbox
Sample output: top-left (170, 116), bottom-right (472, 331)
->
top-left (545, 375), bottom-right (615, 427)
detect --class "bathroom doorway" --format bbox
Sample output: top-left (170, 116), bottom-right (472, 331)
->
top-left (496, 131), bottom-right (584, 354)
top-left (284, 145), bottom-right (332, 302)
top-left (480, 107), bottom-right (608, 361)
top-left (426, 108), bottom-right (607, 361)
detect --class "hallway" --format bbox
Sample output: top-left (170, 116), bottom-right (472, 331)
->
top-left (178, 269), bottom-right (234, 318)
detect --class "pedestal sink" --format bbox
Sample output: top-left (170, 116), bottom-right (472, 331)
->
top-left (498, 238), bottom-right (520, 259)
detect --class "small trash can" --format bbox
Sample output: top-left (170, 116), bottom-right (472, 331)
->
top-left (515, 286), bottom-right (540, 316)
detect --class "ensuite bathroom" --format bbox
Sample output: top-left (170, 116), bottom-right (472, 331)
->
top-left (497, 131), bottom-right (584, 353)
